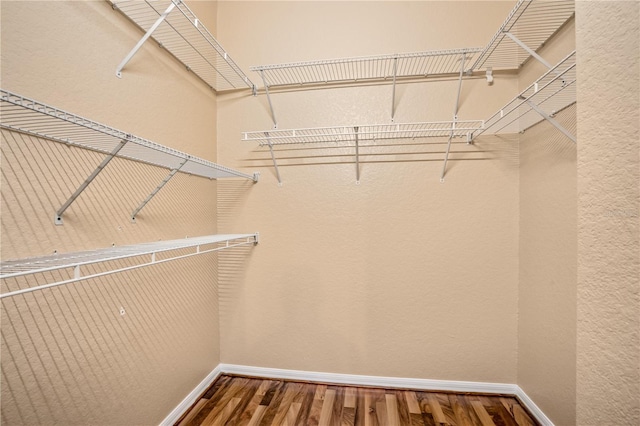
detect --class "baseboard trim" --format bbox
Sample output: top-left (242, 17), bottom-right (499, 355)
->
top-left (219, 363), bottom-right (518, 395)
top-left (514, 386), bottom-right (554, 426)
top-left (162, 364), bottom-right (553, 426)
top-left (160, 365), bottom-right (222, 426)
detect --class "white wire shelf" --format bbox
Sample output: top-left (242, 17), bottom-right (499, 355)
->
top-left (470, 0), bottom-right (575, 72)
top-left (250, 48), bottom-right (483, 88)
top-left (0, 89), bottom-right (258, 224)
top-left (0, 234), bottom-right (259, 298)
top-left (110, 0), bottom-right (255, 92)
top-left (243, 121), bottom-right (484, 146)
top-left (0, 89), bottom-right (256, 181)
top-left (243, 121), bottom-right (484, 184)
top-left (472, 50), bottom-right (576, 141)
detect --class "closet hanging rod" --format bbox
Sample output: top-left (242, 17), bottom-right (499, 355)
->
top-left (110, 0), bottom-right (255, 93)
top-left (470, 0), bottom-right (575, 72)
top-left (0, 234), bottom-right (259, 299)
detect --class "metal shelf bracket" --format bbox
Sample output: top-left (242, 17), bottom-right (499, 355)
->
top-left (55, 137), bottom-right (130, 225)
top-left (440, 54), bottom-right (467, 183)
top-left (131, 157), bottom-right (188, 222)
top-left (116, 0), bottom-right (178, 78)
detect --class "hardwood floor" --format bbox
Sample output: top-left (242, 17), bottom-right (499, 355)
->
top-left (176, 375), bottom-right (540, 426)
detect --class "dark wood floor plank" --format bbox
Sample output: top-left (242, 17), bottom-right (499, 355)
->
top-left (259, 380), bottom-right (288, 425)
top-left (449, 394), bottom-right (475, 426)
top-left (236, 380), bottom-right (273, 426)
top-left (201, 378), bottom-right (250, 426)
top-left (188, 376), bottom-right (239, 426)
top-left (177, 376), bottom-right (540, 426)
top-left (306, 384), bottom-right (327, 426)
top-left (269, 381), bottom-right (302, 426)
top-left (294, 382), bottom-right (317, 424)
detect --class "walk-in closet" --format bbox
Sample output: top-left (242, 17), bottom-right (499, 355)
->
top-left (1, 1), bottom-right (638, 425)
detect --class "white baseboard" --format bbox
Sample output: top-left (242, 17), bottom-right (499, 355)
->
top-left (219, 363), bottom-right (517, 395)
top-left (514, 386), bottom-right (554, 426)
top-left (161, 363), bottom-right (553, 426)
top-left (160, 365), bottom-right (222, 426)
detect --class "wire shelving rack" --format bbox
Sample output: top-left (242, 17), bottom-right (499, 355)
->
top-left (471, 50), bottom-right (576, 142)
top-left (0, 89), bottom-right (258, 224)
top-left (243, 120), bottom-right (484, 184)
top-left (110, 0), bottom-right (255, 92)
top-left (470, 0), bottom-right (575, 72)
top-left (0, 234), bottom-right (259, 299)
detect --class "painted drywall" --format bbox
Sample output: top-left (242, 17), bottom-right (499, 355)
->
top-left (517, 19), bottom-right (577, 426)
top-left (216, 1), bottom-right (522, 384)
top-left (576, 2), bottom-right (640, 424)
top-left (0, 1), bottom-right (225, 424)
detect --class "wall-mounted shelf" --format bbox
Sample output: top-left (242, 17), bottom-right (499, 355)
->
top-left (471, 50), bottom-right (576, 142)
top-left (110, 0), bottom-right (255, 93)
top-left (243, 120), bottom-right (484, 184)
top-left (0, 89), bottom-right (258, 224)
top-left (250, 48), bottom-right (482, 125)
top-left (470, 0), bottom-right (575, 73)
top-left (0, 234), bottom-right (259, 299)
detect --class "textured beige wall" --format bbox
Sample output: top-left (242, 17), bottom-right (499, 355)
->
top-left (1, 1), bottom-right (224, 424)
top-left (517, 18), bottom-right (577, 426)
top-left (576, 2), bottom-right (640, 425)
top-left (216, 1), bottom-right (522, 383)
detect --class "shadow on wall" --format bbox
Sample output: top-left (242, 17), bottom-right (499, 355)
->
top-left (0, 253), bottom-right (219, 425)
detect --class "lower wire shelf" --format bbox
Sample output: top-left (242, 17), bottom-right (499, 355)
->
top-left (0, 234), bottom-right (259, 299)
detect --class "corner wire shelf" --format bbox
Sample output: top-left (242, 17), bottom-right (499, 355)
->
top-left (243, 120), bottom-right (484, 184)
top-left (0, 89), bottom-right (259, 225)
top-left (110, 0), bottom-right (255, 93)
top-left (0, 234), bottom-right (259, 299)
top-left (471, 50), bottom-right (576, 142)
top-left (249, 48), bottom-right (482, 126)
top-left (470, 0), bottom-right (575, 74)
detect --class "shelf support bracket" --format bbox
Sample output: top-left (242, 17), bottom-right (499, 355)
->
top-left (391, 57), bottom-right (398, 121)
top-left (131, 157), bottom-right (189, 222)
top-left (524, 99), bottom-right (576, 143)
top-left (260, 70), bottom-right (278, 128)
top-left (354, 126), bottom-right (360, 184)
top-left (265, 132), bottom-right (282, 185)
top-left (55, 138), bottom-right (129, 225)
top-left (440, 53), bottom-right (466, 182)
top-left (503, 32), bottom-right (559, 75)
top-left (115, 0), bottom-right (178, 78)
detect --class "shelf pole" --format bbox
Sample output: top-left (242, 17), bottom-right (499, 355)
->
top-left (131, 157), bottom-right (189, 222)
top-left (55, 138), bottom-right (129, 225)
top-left (440, 53), bottom-right (466, 183)
top-left (260, 70), bottom-right (278, 128)
top-left (265, 132), bottom-right (282, 185)
top-left (391, 57), bottom-right (398, 121)
top-left (115, 0), bottom-right (178, 78)
top-left (524, 99), bottom-right (576, 143)
top-left (354, 126), bottom-right (360, 184)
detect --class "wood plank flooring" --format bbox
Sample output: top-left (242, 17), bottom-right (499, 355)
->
top-left (176, 375), bottom-right (540, 426)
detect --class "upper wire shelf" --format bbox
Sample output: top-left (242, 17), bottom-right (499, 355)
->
top-left (0, 89), bottom-right (256, 181)
top-left (472, 50), bottom-right (576, 141)
top-left (243, 121), bottom-right (485, 146)
top-left (470, 0), bottom-right (575, 72)
top-left (0, 234), bottom-right (259, 298)
top-left (250, 48), bottom-right (483, 88)
top-left (110, 0), bottom-right (255, 92)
